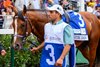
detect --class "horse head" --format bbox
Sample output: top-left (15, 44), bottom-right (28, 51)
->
top-left (12, 6), bottom-right (32, 49)
top-left (12, 6), bottom-right (51, 50)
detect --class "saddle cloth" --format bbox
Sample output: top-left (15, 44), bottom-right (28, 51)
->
top-left (64, 11), bottom-right (88, 41)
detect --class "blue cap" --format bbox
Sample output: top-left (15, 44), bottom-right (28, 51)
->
top-left (96, 4), bottom-right (100, 7)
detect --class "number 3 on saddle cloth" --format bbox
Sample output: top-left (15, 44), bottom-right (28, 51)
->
top-left (62, 11), bottom-right (88, 67)
top-left (65, 11), bottom-right (88, 41)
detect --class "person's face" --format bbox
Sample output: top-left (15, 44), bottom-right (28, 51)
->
top-left (6, 6), bottom-right (12, 12)
top-left (97, 7), bottom-right (100, 12)
top-left (48, 10), bottom-right (57, 20)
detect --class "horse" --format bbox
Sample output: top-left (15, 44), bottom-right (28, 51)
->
top-left (12, 7), bottom-right (100, 67)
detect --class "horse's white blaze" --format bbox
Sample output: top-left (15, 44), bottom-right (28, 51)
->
top-left (13, 18), bottom-right (18, 43)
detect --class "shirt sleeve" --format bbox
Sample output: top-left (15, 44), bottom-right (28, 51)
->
top-left (64, 25), bottom-right (74, 45)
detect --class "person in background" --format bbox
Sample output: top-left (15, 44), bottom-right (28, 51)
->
top-left (15, 0), bottom-right (25, 11)
top-left (54, 0), bottom-right (60, 4)
top-left (44, 0), bottom-right (54, 8)
top-left (0, 43), bottom-right (6, 56)
top-left (31, 4), bottom-right (75, 67)
top-left (0, 0), bottom-right (4, 14)
top-left (93, 3), bottom-right (100, 19)
top-left (15, 0), bottom-right (40, 10)
top-left (0, 0), bottom-right (4, 29)
top-left (2, 0), bottom-right (15, 29)
top-left (59, 0), bottom-right (69, 10)
top-left (29, 0), bottom-right (41, 9)
top-left (86, 1), bottom-right (96, 13)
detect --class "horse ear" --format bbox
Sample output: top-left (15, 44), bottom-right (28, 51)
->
top-left (12, 6), bottom-right (18, 15)
top-left (23, 5), bottom-right (27, 14)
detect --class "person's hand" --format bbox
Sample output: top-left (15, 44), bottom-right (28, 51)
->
top-left (1, 50), bottom-right (6, 56)
top-left (55, 58), bottom-right (63, 67)
top-left (30, 47), bottom-right (38, 53)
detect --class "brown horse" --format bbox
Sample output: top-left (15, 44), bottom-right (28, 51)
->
top-left (12, 8), bottom-right (100, 67)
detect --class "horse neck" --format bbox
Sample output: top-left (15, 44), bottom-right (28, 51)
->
top-left (27, 11), bottom-right (50, 42)
top-left (30, 21), bottom-right (45, 43)
top-left (27, 10), bottom-right (51, 22)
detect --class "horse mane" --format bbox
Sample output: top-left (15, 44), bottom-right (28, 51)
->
top-left (27, 9), bottom-right (49, 12)
top-left (25, 9), bottom-right (51, 23)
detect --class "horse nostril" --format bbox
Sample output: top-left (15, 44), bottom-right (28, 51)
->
top-left (15, 43), bottom-right (20, 50)
top-left (16, 44), bottom-right (19, 47)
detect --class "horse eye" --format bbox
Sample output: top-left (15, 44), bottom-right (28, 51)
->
top-left (21, 24), bottom-right (25, 27)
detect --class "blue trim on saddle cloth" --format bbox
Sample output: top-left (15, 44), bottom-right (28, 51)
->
top-left (62, 15), bottom-right (67, 23)
top-left (40, 43), bottom-right (66, 67)
top-left (63, 11), bottom-right (88, 41)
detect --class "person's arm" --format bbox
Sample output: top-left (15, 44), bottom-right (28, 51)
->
top-left (2, 11), bottom-right (6, 18)
top-left (55, 25), bottom-right (74, 67)
top-left (11, 12), bottom-right (15, 17)
top-left (30, 41), bottom-right (44, 53)
top-left (55, 44), bottom-right (71, 67)
top-left (37, 41), bottom-right (45, 50)
top-left (59, 44), bottom-right (71, 60)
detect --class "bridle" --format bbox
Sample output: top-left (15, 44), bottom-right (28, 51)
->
top-left (13, 10), bottom-right (49, 49)
top-left (14, 12), bottom-right (28, 38)
top-left (13, 11), bottom-right (36, 50)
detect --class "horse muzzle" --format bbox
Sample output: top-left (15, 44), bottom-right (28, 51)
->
top-left (13, 43), bottom-right (22, 50)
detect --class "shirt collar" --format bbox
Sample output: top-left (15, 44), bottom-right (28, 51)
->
top-left (51, 19), bottom-right (63, 25)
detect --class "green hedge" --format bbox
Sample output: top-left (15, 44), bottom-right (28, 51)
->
top-left (0, 35), bottom-right (41, 67)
